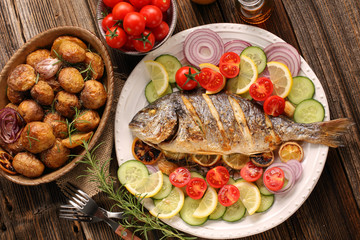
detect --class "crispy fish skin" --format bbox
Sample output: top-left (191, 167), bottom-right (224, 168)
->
top-left (129, 89), bottom-right (351, 155)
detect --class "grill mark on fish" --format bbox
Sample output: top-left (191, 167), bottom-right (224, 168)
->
top-left (181, 95), bottom-right (205, 136)
top-left (264, 114), bottom-right (281, 149)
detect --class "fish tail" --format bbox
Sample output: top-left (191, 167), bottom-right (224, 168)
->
top-left (316, 118), bottom-right (353, 147)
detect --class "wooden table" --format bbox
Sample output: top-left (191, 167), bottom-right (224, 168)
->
top-left (0, 0), bottom-right (359, 239)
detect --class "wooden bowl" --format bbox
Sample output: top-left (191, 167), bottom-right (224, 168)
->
top-left (0, 26), bottom-right (114, 185)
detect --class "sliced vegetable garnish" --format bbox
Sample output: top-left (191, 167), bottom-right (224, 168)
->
top-left (0, 107), bottom-right (24, 144)
top-left (264, 162), bottom-right (296, 194)
top-left (219, 52), bottom-right (241, 78)
top-left (186, 177), bottom-right (207, 200)
top-left (279, 142), bottom-right (304, 163)
top-left (191, 154), bottom-right (221, 167)
top-left (263, 95), bottom-right (285, 117)
top-left (240, 161), bottom-right (263, 182)
top-left (293, 99), bottom-right (325, 123)
top-left (240, 46), bottom-right (267, 74)
top-left (169, 167), bottom-right (191, 188)
top-left (132, 137), bottom-right (162, 165)
top-left (196, 67), bottom-right (225, 92)
top-left (206, 166), bottom-right (230, 188)
top-left (224, 40), bottom-right (251, 55)
top-left (218, 184), bottom-right (240, 207)
top-left (249, 77), bottom-right (273, 101)
top-left (288, 76), bottom-right (315, 105)
top-left (263, 167), bottom-right (285, 191)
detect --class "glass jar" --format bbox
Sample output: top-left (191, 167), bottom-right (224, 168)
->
top-left (236, 0), bottom-right (274, 24)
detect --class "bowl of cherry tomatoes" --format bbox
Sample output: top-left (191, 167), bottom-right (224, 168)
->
top-left (96, 0), bottom-right (177, 55)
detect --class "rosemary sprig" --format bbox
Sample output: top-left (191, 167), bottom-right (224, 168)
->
top-left (65, 108), bottom-right (90, 144)
top-left (78, 142), bottom-right (195, 240)
top-left (25, 125), bottom-right (39, 149)
top-left (35, 73), bottom-right (39, 84)
top-left (80, 62), bottom-right (95, 81)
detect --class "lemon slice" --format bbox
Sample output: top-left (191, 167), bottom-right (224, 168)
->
top-left (144, 60), bottom-right (169, 96)
top-left (199, 63), bottom-right (226, 94)
top-left (125, 171), bottom-right (163, 198)
top-left (222, 154), bottom-right (250, 170)
top-left (235, 55), bottom-right (258, 94)
top-left (233, 181), bottom-right (261, 215)
top-left (149, 187), bottom-right (185, 219)
top-left (279, 141), bottom-right (304, 162)
top-left (191, 154), bottom-right (221, 167)
top-left (192, 186), bottom-right (218, 218)
top-left (267, 61), bottom-right (293, 98)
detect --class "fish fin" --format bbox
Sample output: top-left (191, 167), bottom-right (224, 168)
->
top-left (317, 118), bottom-right (354, 147)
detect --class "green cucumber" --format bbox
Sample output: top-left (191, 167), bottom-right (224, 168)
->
top-left (145, 81), bottom-right (173, 103)
top-left (227, 177), bottom-right (236, 185)
top-left (256, 194), bottom-right (274, 213)
top-left (288, 76), bottom-right (315, 105)
top-left (190, 171), bottom-right (204, 179)
top-left (256, 178), bottom-right (273, 196)
top-left (180, 197), bottom-right (208, 226)
top-left (155, 54), bottom-right (182, 83)
top-left (117, 160), bottom-right (149, 185)
top-left (209, 201), bottom-right (226, 220)
top-left (240, 46), bottom-right (267, 74)
top-left (222, 199), bottom-right (246, 222)
top-left (153, 174), bottom-right (173, 200)
top-left (294, 99), bottom-right (325, 123)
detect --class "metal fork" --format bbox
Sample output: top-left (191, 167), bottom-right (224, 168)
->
top-left (62, 183), bottom-right (141, 240)
top-left (59, 204), bottom-right (124, 222)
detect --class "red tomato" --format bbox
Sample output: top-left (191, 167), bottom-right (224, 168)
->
top-left (195, 68), bottom-right (225, 92)
top-left (263, 167), bottom-right (285, 191)
top-left (133, 30), bottom-right (155, 52)
top-left (175, 66), bottom-right (198, 90)
top-left (122, 34), bottom-right (136, 50)
top-left (151, 21), bottom-right (169, 41)
top-left (151, 0), bottom-right (171, 12)
top-left (105, 26), bottom-right (127, 49)
top-left (112, 2), bottom-right (135, 21)
top-left (123, 12), bottom-right (146, 36)
top-left (240, 161), bottom-right (263, 182)
top-left (249, 77), bottom-right (273, 101)
top-left (129, 0), bottom-right (151, 9)
top-left (103, 0), bottom-right (123, 8)
top-left (169, 167), bottom-right (191, 187)
top-left (140, 5), bottom-right (163, 28)
top-left (263, 95), bottom-right (285, 116)
top-left (206, 166), bottom-right (230, 188)
top-left (102, 13), bottom-right (119, 32)
top-left (186, 178), bottom-right (207, 199)
top-left (218, 185), bottom-right (240, 207)
top-left (219, 52), bottom-right (241, 78)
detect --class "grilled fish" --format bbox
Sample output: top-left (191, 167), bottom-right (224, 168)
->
top-left (129, 89), bottom-right (351, 155)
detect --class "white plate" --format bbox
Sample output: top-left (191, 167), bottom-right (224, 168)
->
top-left (114, 23), bottom-right (329, 239)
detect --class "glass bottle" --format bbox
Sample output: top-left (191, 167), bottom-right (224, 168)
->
top-left (235, 0), bottom-right (274, 24)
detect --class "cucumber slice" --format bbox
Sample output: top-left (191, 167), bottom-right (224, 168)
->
top-left (294, 99), bottom-right (325, 123)
top-left (117, 160), bottom-right (149, 185)
top-left (190, 171), bottom-right (204, 179)
top-left (180, 197), bottom-right (208, 226)
top-left (209, 201), bottom-right (226, 220)
top-left (256, 178), bottom-right (273, 196)
top-left (288, 76), bottom-right (315, 105)
top-left (256, 194), bottom-right (274, 213)
top-left (155, 54), bottom-right (182, 83)
top-left (145, 81), bottom-right (173, 103)
top-left (240, 46), bottom-right (267, 74)
top-left (153, 174), bottom-right (173, 200)
top-left (227, 177), bottom-right (236, 185)
top-left (222, 199), bottom-right (246, 222)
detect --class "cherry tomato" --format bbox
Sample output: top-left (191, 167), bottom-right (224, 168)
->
top-left (123, 12), bottom-right (146, 36)
top-left (129, 0), bottom-right (151, 9)
top-left (263, 95), bottom-right (285, 116)
top-left (103, 0), bottom-right (123, 8)
top-left (219, 52), bottom-right (241, 78)
top-left (102, 13), bottom-right (119, 32)
top-left (133, 30), bottom-right (155, 52)
top-left (240, 161), bottom-right (263, 182)
top-left (140, 5), bottom-right (163, 28)
top-left (218, 185), bottom-right (240, 206)
top-left (249, 77), bottom-right (273, 101)
top-left (151, 21), bottom-right (169, 41)
top-left (186, 177), bottom-right (207, 199)
top-left (122, 34), bottom-right (136, 50)
top-left (195, 68), bottom-right (225, 92)
top-left (175, 66), bottom-right (198, 90)
top-left (105, 26), bottom-right (127, 49)
top-left (206, 166), bottom-right (230, 188)
top-left (263, 167), bottom-right (285, 191)
top-left (151, 0), bottom-right (171, 12)
top-left (112, 2), bottom-right (135, 21)
top-left (169, 167), bottom-right (191, 187)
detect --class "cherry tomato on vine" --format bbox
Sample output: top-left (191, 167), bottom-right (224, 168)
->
top-left (140, 5), bottom-right (163, 28)
top-left (169, 167), bottom-right (191, 188)
top-left (263, 95), bottom-right (285, 116)
top-left (263, 167), bottom-right (285, 191)
top-left (195, 68), bottom-right (225, 92)
top-left (133, 30), bottom-right (155, 52)
top-left (175, 66), bottom-right (198, 90)
top-left (129, 0), bottom-right (151, 9)
top-left (249, 77), bottom-right (273, 101)
top-left (186, 178), bottom-right (207, 199)
top-left (123, 12), bottom-right (146, 36)
top-left (112, 2), bottom-right (135, 21)
top-left (151, 21), bottom-right (169, 41)
top-left (240, 161), bottom-right (263, 182)
top-left (206, 166), bottom-right (230, 188)
top-left (218, 185), bottom-right (240, 206)
top-left (219, 52), bottom-right (241, 78)
top-left (102, 14), bottom-right (119, 32)
top-left (103, 0), bottom-right (123, 8)
top-left (105, 26), bottom-right (127, 49)
top-left (151, 0), bottom-right (171, 12)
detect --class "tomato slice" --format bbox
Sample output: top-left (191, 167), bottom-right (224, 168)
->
top-left (195, 68), bottom-right (225, 92)
top-left (169, 167), bottom-right (191, 187)
top-left (249, 77), bottom-right (273, 101)
top-left (206, 166), bottom-right (230, 188)
top-left (219, 52), bottom-right (241, 78)
top-left (218, 184), bottom-right (240, 207)
top-left (263, 95), bottom-right (285, 116)
top-left (263, 167), bottom-right (285, 191)
top-left (186, 177), bottom-right (208, 199)
top-left (240, 161), bottom-right (263, 182)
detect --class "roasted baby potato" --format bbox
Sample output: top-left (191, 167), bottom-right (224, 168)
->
top-left (55, 91), bottom-right (81, 118)
top-left (74, 110), bottom-right (100, 132)
top-left (21, 122), bottom-right (56, 154)
top-left (26, 49), bottom-right (50, 68)
top-left (31, 80), bottom-right (55, 105)
top-left (7, 64), bottom-right (37, 91)
top-left (50, 36), bottom-right (87, 58)
top-left (43, 112), bottom-right (68, 139)
top-left (40, 139), bottom-right (70, 169)
top-left (58, 67), bottom-right (84, 93)
top-left (80, 80), bottom-right (107, 109)
top-left (61, 131), bottom-right (93, 149)
top-left (58, 40), bottom-right (86, 63)
top-left (13, 152), bottom-right (45, 178)
top-left (43, 76), bottom-right (62, 93)
top-left (0, 137), bottom-right (25, 156)
top-left (7, 86), bottom-right (26, 104)
top-left (18, 99), bottom-right (44, 123)
top-left (84, 52), bottom-right (104, 80)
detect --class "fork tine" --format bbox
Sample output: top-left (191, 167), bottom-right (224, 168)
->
top-left (69, 199), bottom-right (83, 210)
top-left (59, 214), bottom-right (93, 222)
top-left (76, 189), bottom-right (91, 200)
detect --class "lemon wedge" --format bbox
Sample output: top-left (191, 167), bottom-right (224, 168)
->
top-left (235, 55), bottom-right (258, 94)
top-left (233, 181), bottom-right (261, 215)
top-left (192, 186), bottom-right (218, 218)
top-left (222, 154), bottom-right (250, 170)
top-left (125, 171), bottom-right (163, 198)
top-left (267, 61), bottom-right (293, 98)
top-left (149, 187), bottom-right (185, 219)
top-left (144, 60), bottom-right (169, 96)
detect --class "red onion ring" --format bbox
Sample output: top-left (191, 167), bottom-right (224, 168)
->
top-left (0, 108), bottom-right (24, 144)
top-left (224, 40), bottom-right (251, 55)
top-left (264, 162), bottom-right (296, 194)
top-left (146, 165), bottom-right (158, 174)
top-left (184, 28), bottom-right (224, 68)
top-left (287, 160), bottom-right (303, 181)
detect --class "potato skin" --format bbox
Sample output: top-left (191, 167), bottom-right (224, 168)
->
top-left (58, 40), bottom-right (86, 63)
top-left (43, 112), bottom-right (68, 139)
top-left (7, 86), bottom-right (26, 104)
top-left (26, 49), bottom-right (50, 68)
top-left (43, 77), bottom-right (62, 93)
top-left (84, 52), bottom-right (104, 80)
top-left (31, 81), bottom-right (55, 105)
top-left (80, 80), bottom-right (107, 109)
top-left (58, 67), bottom-right (84, 93)
top-left (18, 99), bottom-right (44, 123)
top-left (13, 152), bottom-right (45, 178)
top-left (7, 64), bottom-right (36, 91)
top-left (55, 91), bottom-right (81, 118)
top-left (40, 139), bottom-right (70, 169)
top-left (21, 122), bottom-right (56, 154)
top-left (0, 137), bottom-right (25, 156)
top-left (50, 36), bottom-right (87, 58)
top-left (74, 110), bottom-right (100, 132)
top-left (61, 131), bottom-right (93, 149)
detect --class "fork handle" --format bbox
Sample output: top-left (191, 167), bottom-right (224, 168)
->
top-left (115, 225), bottom-right (141, 240)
